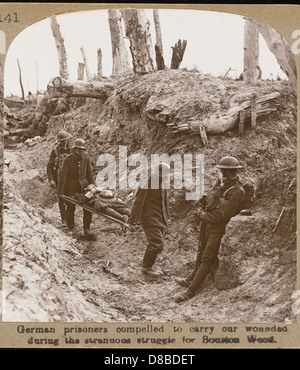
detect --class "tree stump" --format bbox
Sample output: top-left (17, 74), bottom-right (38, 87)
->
top-left (171, 39), bottom-right (187, 69)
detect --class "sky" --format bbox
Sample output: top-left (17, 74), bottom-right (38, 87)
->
top-left (3, 8), bottom-right (287, 97)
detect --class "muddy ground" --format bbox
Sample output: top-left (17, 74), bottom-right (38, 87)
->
top-left (1, 70), bottom-right (297, 323)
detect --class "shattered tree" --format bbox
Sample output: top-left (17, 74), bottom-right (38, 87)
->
top-left (108, 9), bottom-right (131, 75)
top-left (122, 9), bottom-right (155, 74)
top-left (243, 18), bottom-right (260, 83)
top-left (171, 39), bottom-right (187, 69)
top-left (244, 18), bottom-right (297, 91)
top-left (153, 9), bottom-right (165, 70)
top-left (97, 48), bottom-right (103, 77)
top-left (80, 47), bottom-right (92, 81)
top-left (17, 58), bottom-right (25, 100)
top-left (50, 16), bottom-right (69, 80)
top-left (77, 62), bottom-right (85, 80)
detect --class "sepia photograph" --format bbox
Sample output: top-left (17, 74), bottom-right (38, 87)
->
top-left (0, 4), bottom-right (298, 349)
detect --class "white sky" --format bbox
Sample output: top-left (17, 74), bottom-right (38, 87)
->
top-left (3, 9), bottom-right (287, 97)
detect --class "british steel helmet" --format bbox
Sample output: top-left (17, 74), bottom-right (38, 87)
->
top-left (216, 156), bottom-right (243, 169)
top-left (72, 138), bottom-right (86, 150)
top-left (57, 130), bottom-right (71, 142)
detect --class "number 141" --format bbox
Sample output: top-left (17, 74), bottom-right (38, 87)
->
top-left (0, 13), bottom-right (19, 23)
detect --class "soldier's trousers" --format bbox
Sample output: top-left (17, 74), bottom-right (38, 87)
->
top-left (66, 202), bottom-right (92, 229)
top-left (58, 197), bottom-right (67, 222)
top-left (142, 224), bottom-right (165, 267)
top-left (187, 222), bottom-right (225, 294)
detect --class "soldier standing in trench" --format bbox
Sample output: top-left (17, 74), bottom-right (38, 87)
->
top-left (58, 138), bottom-right (96, 239)
top-left (129, 162), bottom-right (170, 278)
top-left (174, 156), bottom-right (246, 302)
top-left (47, 130), bottom-right (72, 226)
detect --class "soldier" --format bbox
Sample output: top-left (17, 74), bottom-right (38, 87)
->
top-left (58, 138), bottom-right (95, 239)
top-left (174, 156), bottom-right (246, 302)
top-left (129, 162), bottom-right (170, 278)
top-left (47, 130), bottom-right (72, 225)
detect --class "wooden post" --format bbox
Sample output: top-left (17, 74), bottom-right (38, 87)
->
top-left (97, 48), bottom-right (103, 77)
top-left (199, 125), bottom-right (208, 146)
top-left (238, 109), bottom-right (245, 136)
top-left (77, 62), bottom-right (85, 80)
top-left (250, 94), bottom-right (257, 130)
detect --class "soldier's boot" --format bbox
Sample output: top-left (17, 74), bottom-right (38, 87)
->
top-left (141, 266), bottom-right (163, 277)
top-left (141, 249), bottom-right (163, 277)
top-left (174, 289), bottom-right (194, 303)
top-left (84, 227), bottom-right (97, 241)
top-left (174, 277), bottom-right (190, 288)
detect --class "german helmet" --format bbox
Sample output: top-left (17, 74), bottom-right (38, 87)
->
top-left (72, 138), bottom-right (86, 150)
top-left (57, 130), bottom-right (71, 142)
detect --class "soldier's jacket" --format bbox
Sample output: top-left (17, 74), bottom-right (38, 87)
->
top-left (47, 143), bottom-right (72, 183)
top-left (129, 182), bottom-right (169, 228)
top-left (58, 153), bottom-right (94, 196)
top-left (201, 176), bottom-right (245, 225)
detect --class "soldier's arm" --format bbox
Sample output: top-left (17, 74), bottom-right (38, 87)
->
top-left (201, 188), bottom-right (244, 224)
top-left (58, 158), bottom-right (69, 194)
top-left (86, 157), bottom-right (94, 185)
top-left (128, 188), bottom-right (147, 225)
top-left (46, 149), bottom-right (56, 182)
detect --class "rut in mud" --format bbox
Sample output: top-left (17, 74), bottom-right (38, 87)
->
top-left (2, 70), bottom-right (297, 323)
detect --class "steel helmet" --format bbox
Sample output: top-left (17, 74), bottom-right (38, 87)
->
top-left (216, 156), bottom-right (243, 169)
top-left (57, 130), bottom-right (71, 142)
top-left (72, 138), bottom-right (86, 150)
top-left (152, 162), bottom-right (171, 178)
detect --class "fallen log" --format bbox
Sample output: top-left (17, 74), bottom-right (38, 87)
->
top-left (172, 92), bottom-right (280, 135)
top-left (47, 76), bottom-right (114, 101)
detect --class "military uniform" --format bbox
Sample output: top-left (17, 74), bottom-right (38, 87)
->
top-left (58, 152), bottom-right (94, 230)
top-left (129, 182), bottom-right (169, 270)
top-left (47, 142), bottom-right (72, 223)
top-left (187, 177), bottom-right (245, 293)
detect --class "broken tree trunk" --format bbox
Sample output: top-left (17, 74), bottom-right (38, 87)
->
top-left (167, 92), bottom-right (280, 135)
top-left (153, 9), bottom-right (165, 70)
top-left (50, 16), bottom-right (69, 79)
top-left (122, 9), bottom-right (155, 74)
top-left (155, 44), bottom-right (165, 71)
top-left (17, 58), bottom-right (25, 100)
top-left (77, 62), bottom-right (85, 80)
top-left (47, 76), bottom-right (114, 101)
top-left (249, 18), bottom-right (297, 91)
top-left (80, 47), bottom-right (91, 80)
top-left (171, 39), bottom-right (187, 69)
top-left (97, 48), bottom-right (103, 77)
top-left (243, 19), bottom-right (260, 83)
top-left (108, 9), bottom-right (131, 75)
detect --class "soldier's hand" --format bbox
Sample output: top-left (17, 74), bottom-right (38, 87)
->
top-left (50, 180), bottom-right (56, 189)
top-left (129, 224), bottom-right (136, 232)
top-left (192, 208), bottom-right (202, 222)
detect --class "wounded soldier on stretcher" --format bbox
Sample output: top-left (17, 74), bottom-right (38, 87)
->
top-left (74, 184), bottom-right (131, 223)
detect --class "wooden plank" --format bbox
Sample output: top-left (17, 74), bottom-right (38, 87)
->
top-left (238, 109), bottom-right (245, 136)
top-left (250, 93), bottom-right (257, 130)
top-left (199, 125), bottom-right (209, 146)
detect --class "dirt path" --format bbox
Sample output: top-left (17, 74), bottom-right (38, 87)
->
top-left (2, 142), bottom-right (296, 323)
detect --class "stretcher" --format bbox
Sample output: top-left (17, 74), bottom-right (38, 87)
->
top-left (59, 194), bottom-right (130, 230)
